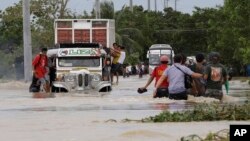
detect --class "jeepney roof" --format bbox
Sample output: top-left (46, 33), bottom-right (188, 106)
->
top-left (59, 43), bottom-right (100, 48)
top-left (149, 44), bottom-right (172, 50)
top-left (47, 48), bottom-right (59, 57)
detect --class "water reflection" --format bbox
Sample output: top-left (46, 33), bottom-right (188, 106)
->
top-left (0, 103), bottom-right (184, 112)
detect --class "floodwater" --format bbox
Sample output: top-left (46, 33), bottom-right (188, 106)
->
top-left (0, 76), bottom-right (249, 141)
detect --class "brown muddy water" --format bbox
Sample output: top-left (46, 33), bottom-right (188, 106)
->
top-left (0, 76), bottom-right (250, 141)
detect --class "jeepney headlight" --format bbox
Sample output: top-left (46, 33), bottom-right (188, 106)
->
top-left (92, 74), bottom-right (101, 81)
top-left (64, 74), bottom-right (76, 82)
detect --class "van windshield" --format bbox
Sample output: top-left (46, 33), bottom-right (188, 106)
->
top-left (148, 54), bottom-right (172, 65)
top-left (149, 54), bottom-right (160, 65)
top-left (58, 57), bottom-right (100, 67)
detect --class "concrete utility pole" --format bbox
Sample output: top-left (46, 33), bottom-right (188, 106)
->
top-left (148, 0), bottom-right (150, 11)
top-left (154, 0), bottom-right (157, 12)
top-left (22, 0), bottom-right (32, 82)
top-left (175, 0), bottom-right (178, 11)
top-left (95, 0), bottom-right (100, 19)
top-left (129, 0), bottom-right (133, 12)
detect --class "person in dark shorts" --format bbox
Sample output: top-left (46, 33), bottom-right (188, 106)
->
top-left (203, 52), bottom-right (228, 101)
top-left (189, 53), bottom-right (207, 97)
top-left (138, 55), bottom-right (169, 98)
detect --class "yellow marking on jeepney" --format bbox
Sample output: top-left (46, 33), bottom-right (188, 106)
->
top-left (71, 68), bottom-right (101, 73)
top-left (57, 70), bottom-right (70, 73)
top-left (72, 67), bottom-right (89, 71)
top-left (56, 69), bottom-right (101, 74)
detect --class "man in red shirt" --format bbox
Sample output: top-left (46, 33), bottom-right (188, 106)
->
top-left (138, 55), bottom-right (169, 98)
top-left (32, 47), bottom-right (49, 93)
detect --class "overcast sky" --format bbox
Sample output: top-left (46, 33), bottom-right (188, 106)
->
top-left (0, 0), bottom-right (224, 14)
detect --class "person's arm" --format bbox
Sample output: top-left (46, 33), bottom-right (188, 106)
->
top-left (203, 74), bottom-right (208, 80)
top-left (184, 66), bottom-right (203, 78)
top-left (32, 55), bottom-right (39, 73)
top-left (191, 72), bottom-right (203, 78)
top-left (203, 65), bottom-right (209, 80)
top-left (153, 75), bottom-right (167, 97)
top-left (141, 76), bottom-right (154, 89)
top-left (110, 48), bottom-right (120, 57)
top-left (155, 75), bottom-right (166, 89)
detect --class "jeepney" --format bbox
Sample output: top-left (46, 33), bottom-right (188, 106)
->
top-left (47, 43), bottom-right (112, 93)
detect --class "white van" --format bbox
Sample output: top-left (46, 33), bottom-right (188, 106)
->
top-left (147, 44), bottom-right (174, 74)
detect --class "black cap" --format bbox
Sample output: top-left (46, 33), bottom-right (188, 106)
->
top-left (208, 52), bottom-right (220, 64)
top-left (41, 47), bottom-right (48, 52)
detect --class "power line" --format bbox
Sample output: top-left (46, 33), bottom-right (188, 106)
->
top-left (156, 28), bottom-right (207, 32)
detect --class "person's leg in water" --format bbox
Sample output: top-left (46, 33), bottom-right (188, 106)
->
top-left (45, 81), bottom-right (50, 93)
top-left (38, 78), bottom-right (46, 92)
top-left (45, 73), bottom-right (51, 93)
top-left (116, 71), bottom-right (119, 84)
top-left (38, 77), bottom-right (50, 93)
top-left (110, 64), bottom-right (116, 84)
top-left (116, 64), bottom-right (122, 84)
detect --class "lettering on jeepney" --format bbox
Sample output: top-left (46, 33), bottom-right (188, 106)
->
top-left (59, 48), bottom-right (99, 56)
top-left (69, 49), bottom-right (93, 55)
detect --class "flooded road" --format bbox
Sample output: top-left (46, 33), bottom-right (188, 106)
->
top-left (0, 76), bottom-right (249, 141)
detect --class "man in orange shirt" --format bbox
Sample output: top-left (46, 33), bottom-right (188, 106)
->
top-left (138, 55), bottom-right (169, 98)
top-left (31, 47), bottom-right (50, 93)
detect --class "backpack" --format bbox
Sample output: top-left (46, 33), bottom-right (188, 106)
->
top-left (34, 54), bottom-right (48, 69)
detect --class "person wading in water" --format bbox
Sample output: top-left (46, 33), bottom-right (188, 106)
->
top-left (138, 55), bottom-right (169, 98)
top-left (154, 54), bottom-right (203, 100)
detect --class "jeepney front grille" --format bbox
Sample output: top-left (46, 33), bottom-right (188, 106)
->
top-left (84, 74), bottom-right (89, 87)
top-left (78, 74), bottom-right (83, 87)
top-left (77, 74), bottom-right (89, 87)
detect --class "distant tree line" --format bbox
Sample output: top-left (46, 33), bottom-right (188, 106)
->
top-left (0, 0), bottom-right (249, 78)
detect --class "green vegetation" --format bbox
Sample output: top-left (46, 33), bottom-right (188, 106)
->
top-left (143, 102), bottom-right (250, 122)
top-left (116, 102), bottom-right (248, 141)
top-left (181, 129), bottom-right (229, 141)
top-left (113, 102), bottom-right (247, 141)
top-left (0, 0), bottom-right (250, 77)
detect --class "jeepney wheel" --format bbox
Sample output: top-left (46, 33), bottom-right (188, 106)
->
top-left (99, 86), bottom-right (112, 92)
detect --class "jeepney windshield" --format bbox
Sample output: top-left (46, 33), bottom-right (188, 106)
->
top-left (58, 57), bottom-right (100, 67)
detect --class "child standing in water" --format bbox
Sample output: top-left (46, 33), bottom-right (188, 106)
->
top-left (102, 58), bottom-right (111, 81)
